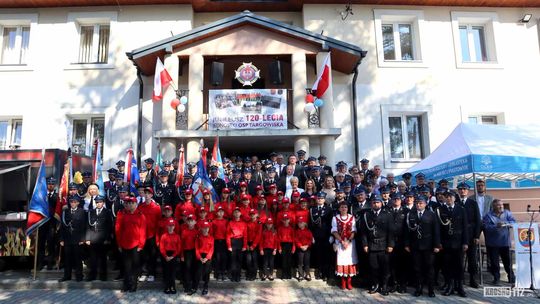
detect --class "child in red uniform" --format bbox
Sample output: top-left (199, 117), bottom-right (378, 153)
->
top-left (256, 195), bottom-right (270, 224)
top-left (295, 198), bottom-right (310, 224)
top-left (237, 194), bottom-right (252, 222)
top-left (246, 209), bottom-right (262, 280)
top-left (159, 218), bottom-right (182, 294)
top-left (276, 198), bottom-right (296, 228)
top-left (138, 187), bottom-right (162, 282)
top-left (212, 206), bottom-right (228, 281)
top-left (195, 221), bottom-right (214, 295)
top-left (196, 207), bottom-right (213, 233)
top-left (295, 216), bottom-right (313, 281)
top-left (290, 191), bottom-right (301, 211)
top-left (235, 182), bottom-right (249, 203)
top-left (251, 185), bottom-right (264, 208)
top-left (215, 188), bottom-right (234, 219)
top-left (278, 213), bottom-right (295, 280)
top-left (227, 207), bottom-right (247, 282)
top-left (260, 218), bottom-right (278, 281)
top-left (174, 189), bottom-right (197, 221)
top-left (156, 205), bottom-right (178, 246)
top-left (181, 214), bottom-right (198, 295)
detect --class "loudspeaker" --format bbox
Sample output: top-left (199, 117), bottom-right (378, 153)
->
top-left (210, 62), bottom-right (224, 86)
top-left (269, 60), bottom-right (283, 85)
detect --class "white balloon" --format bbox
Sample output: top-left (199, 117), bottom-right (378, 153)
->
top-left (304, 103), bottom-right (315, 113)
top-left (177, 104), bottom-right (186, 113)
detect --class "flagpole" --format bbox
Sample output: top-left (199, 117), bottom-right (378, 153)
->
top-left (33, 228), bottom-right (39, 280)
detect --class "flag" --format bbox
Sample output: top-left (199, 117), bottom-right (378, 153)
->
top-left (211, 136), bottom-right (225, 180)
top-left (175, 145), bottom-right (185, 188)
top-left (124, 148), bottom-right (140, 195)
top-left (192, 145), bottom-right (219, 205)
top-left (152, 58), bottom-right (173, 101)
top-left (93, 139), bottom-right (105, 196)
top-left (311, 52), bottom-right (331, 98)
top-left (26, 150), bottom-right (50, 236)
top-left (155, 143), bottom-right (163, 174)
top-left (57, 154), bottom-right (70, 221)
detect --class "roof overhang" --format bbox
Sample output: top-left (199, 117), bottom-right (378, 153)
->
top-left (126, 10), bottom-right (367, 75)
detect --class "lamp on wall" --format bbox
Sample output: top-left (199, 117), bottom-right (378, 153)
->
top-left (339, 3), bottom-right (353, 21)
top-left (520, 14), bottom-right (532, 23)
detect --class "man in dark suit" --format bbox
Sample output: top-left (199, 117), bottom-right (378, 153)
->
top-left (85, 195), bottom-right (113, 281)
top-left (317, 155), bottom-right (333, 178)
top-left (154, 171), bottom-right (179, 210)
top-left (404, 195), bottom-right (441, 298)
top-left (388, 194), bottom-right (410, 293)
top-left (439, 190), bottom-right (468, 297)
top-left (226, 169), bottom-right (242, 197)
top-left (263, 167), bottom-right (278, 193)
top-left (309, 192), bottom-right (333, 281)
top-left (361, 195), bottom-right (394, 296)
top-left (143, 158), bottom-right (157, 187)
top-left (209, 166), bottom-right (226, 200)
top-left (104, 168), bottom-right (118, 192)
top-left (242, 168), bottom-right (259, 196)
top-left (456, 182), bottom-right (481, 288)
top-left (350, 187), bottom-right (371, 286)
top-left (280, 154), bottom-right (303, 177)
top-left (58, 196), bottom-right (87, 282)
top-left (37, 177), bottom-right (60, 270)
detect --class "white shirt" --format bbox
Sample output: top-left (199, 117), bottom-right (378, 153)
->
top-left (285, 175), bottom-right (294, 192)
top-left (285, 188), bottom-right (304, 200)
top-left (476, 195), bottom-right (485, 218)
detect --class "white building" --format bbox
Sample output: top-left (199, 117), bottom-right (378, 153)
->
top-left (1, 1), bottom-right (539, 176)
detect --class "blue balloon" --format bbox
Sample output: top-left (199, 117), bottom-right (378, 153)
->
top-left (314, 98), bottom-right (324, 107)
top-left (180, 96), bottom-right (188, 104)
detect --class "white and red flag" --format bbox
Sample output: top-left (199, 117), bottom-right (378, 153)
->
top-left (311, 52), bottom-right (331, 98)
top-left (152, 58), bottom-right (173, 101)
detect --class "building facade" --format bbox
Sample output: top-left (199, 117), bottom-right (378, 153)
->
top-left (1, 1), bottom-right (539, 175)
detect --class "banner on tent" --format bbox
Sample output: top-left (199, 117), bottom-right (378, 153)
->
top-left (413, 155), bottom-right (472, 179)
top-left (513, 222), bottom-right (540, 289)
top-left (208, 89), bottom-right (287, 130)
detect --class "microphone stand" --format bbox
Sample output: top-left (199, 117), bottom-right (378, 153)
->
top-left (525, 204), bottom-right (540, 298)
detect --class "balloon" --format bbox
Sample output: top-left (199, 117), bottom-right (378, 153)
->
top-left (180, 96), bottom-right (188, 104)
top-left (304, 103), bottom-right (315, 113)
top-left (177, 104), bottom-right (186, 113)
top-left (170, 98), bottom-right (180, 109)
top-left (305, 94), bottom-right (315, 103)
top-left (314, 98), bottom-right (324, 107)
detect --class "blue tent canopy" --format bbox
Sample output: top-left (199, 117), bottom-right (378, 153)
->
top-left (406, 123), bottom-right (540, 188)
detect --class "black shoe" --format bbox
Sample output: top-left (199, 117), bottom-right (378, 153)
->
top-left (188, 289), bottom-right (197, 296)
top-left (380, 286), bottom-right (389, 296)
top-left (202, 289), bottom-right (208, 295)
top-left (492, 278), bottom-right (500, 285)
top-left (508, 274), bottom-right (516, 284)
top-left (184, 289), bottom-right (190, 294)
top-left (268, 276), bottom-right (274, 281)
top-left (368, 284), bottom-right (379, 294)
top-left (171, 288), bottom-right (177, 294)
top-left (75, 277), bottom-right (83, 282)
top-left (113, 275), bottom-right (123, 281)
top-left (388, 285), bottom-right (396, 293)
top-left (86, 277), bottom-right (95, 282)
top-left (428, 290), bottom-right (436, 297)
top-left (398, 286), bottom-right (407, 294)
top-left (456, 282), bottom-right (467, 297)
top-left (469, 278), bottom-right (479, 288)
top-left (414, 288), bottom-right (422, 297)
top-left (164, 288), bottom-right (170, 294)
top-left (121, 287), bottom-right (129, 293)
top-left (297, 276), bottom-right (303, 282)
top-left (305, 275), bottom-right (311, 281)
top-left (58, 277), bottom-right (71, 282)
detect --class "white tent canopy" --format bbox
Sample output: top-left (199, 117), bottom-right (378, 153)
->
top-left (406, 123), bottom-right (540, 184)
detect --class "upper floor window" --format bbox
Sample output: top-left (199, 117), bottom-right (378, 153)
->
top-left (71, 117), bottom-right (104, 157)
top-left (1, 25), bottom-right (30, 64)
top-left (468, 114), bottom-right (502, 125)
top-left (388, 114), bottom-right (424, 161)
top-left (78, 24), bottom-right (109, 64)
top-left (451, 12), bottom-right (500, 68)
top-left (0, 118), bottom-right (23, 149)
top-left (374, 9), bottom-right (426, 68)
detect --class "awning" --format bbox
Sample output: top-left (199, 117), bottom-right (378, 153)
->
top-left (0, 163), bottom-right (31, 175)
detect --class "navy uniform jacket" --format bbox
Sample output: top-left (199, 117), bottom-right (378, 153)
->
top-left (60, 207), bottom-right (86, 245)
top-left (404, 209), bottom-right (441, 251)
top-left (320, 165), bottom-right (333, 178)
top-left (78, 183), bottom-right (90, 196)
top-left (361, 209), bottom-right (395, 251)
top-left (46, 191), bottom-right (59, 222)
top-left (388, 206), bottom-right (409, 248)
top-left (154, 182), bottom-right (178, 207)
top-left (210, 177), bottom-right (227, 199)
top-left (262, 178), bottom-right (278, 193)
top-left (309, 205), bottom-right (333, 239)
top-left (459, 197), bottom-right (481, 240)
top-left (86, 207), bottom-right (113, 244)
top-left (243, 179), bottom-right (259, 197)
top-left (438, 204), bottom-right (468, 250)
top-left (226, 180), bottom-right (241, 197)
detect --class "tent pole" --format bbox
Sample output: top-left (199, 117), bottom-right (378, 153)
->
top-left (473, 172), bottom-right (483, 286)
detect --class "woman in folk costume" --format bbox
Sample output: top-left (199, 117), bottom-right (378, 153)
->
top-left (331, 201), bottom-right (358, 290)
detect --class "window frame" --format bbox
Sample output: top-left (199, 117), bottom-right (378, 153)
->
top-left (381, 104), bottom-right (431, 169)
top-left (0, 13), bottom-right (37, 72)
top-left (468, 113), bottom-right (504, 125)
top-left (70, 116), bottom-right (105, 157)
top-left (65, 11), bottom-right (117, 70)
top-left (0, 118), bottom-right (23, 149)
top-left (373, 9), bottom-right (426, 68)
top-left (451, 11), bottom-right (501, 69)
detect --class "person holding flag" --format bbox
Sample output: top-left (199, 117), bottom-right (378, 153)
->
top-left (36, 177), bottom-right (60, 271)
top-left (192, 142), bottom-right (219, 206)
top-left (124, 147), bottom-right (141, 196)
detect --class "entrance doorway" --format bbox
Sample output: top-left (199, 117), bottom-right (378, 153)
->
top-left (200, 136), bottom-right (294, 160)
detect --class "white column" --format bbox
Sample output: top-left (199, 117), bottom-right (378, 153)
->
top-left (188, 53), bottom-right (204, 130)
top-left (294, 137), bottom-right (309, 158)
top-left (161, 54), bottom-right (179, 160)
top-left (317, 52), bottom-right (335, 166)
top-left (186, 138), bottom-right (200, 163)
top-left (292, 52), bottom-right (309, 155)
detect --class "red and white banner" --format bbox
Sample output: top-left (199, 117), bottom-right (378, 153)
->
top-left (152, 58), bottom-right (173, 101)
top-left (311, 52), bottom-right (331, 98)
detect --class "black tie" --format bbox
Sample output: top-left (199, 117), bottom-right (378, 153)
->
top-left (97, 208), bottom-right (101, 216)
top-left (419, 211), bottom-right (423, 218)
top-left (449, 207), bottom-right (453, 213)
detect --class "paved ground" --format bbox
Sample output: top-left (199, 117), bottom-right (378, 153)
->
top-left (0, 275), bottom-right (538, 304)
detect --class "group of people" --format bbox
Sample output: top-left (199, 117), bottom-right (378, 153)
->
top-left (36, 150), bottom-right (517, 297)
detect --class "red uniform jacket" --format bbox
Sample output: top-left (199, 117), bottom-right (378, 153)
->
top-left (295, 209), bottom-right (309, 224)
top-left (156, 216), bottom-right (180, 245)
top-left (237, 204), bottom-right (251, 222)
top-left (294, 227), bottom-right (313, 249)
top-left (246, 220), bottom-right (262, 250)
top-left (276, 210), bottom-right (296, 227)
top-left (115, 210), bottom-right (146, 250)
top-left (181, 226), bottom-right (198, 251)
top-left (256, 210), bottom-right (270, 225)
top-left (277, 225), bottom-right (295, 252)
top-left (226, 219), bottom-right (248, 250)
top-left (196, 218), bottom-right (213, 235)
top-left (214, 201), bottom-right (235, 219)
top-left (196, 234), bottom-right (215, 260)
top-left (260, 228), bottom-right (279, 251)
top-left (137, 200), bottom-right (162, 239)
top-left (212, 218), bottom-right (228, 240)
top-left (159, 232), bottom-right (182, 258)
top-left (174, 200), bottom-right (197, 220)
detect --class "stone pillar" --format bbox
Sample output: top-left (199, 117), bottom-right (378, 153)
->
top-left (188, 53), bottom-right (204, 130)
top-left (292, 52), bottom-right (309, 155)
top-left (316, 52), bottom-right (335, 166)
top-left (186, 138), bottom-right (200, 163)
top-left (161, 54), bottom-right (179, 161)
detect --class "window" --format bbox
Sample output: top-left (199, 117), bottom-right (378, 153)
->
top-left (388, 115), bottom-right (424, 160)
top-left (1, 26), bottom-right (30, 64)
top-left (0, 119), bottom-right (23, 149)
top-left (374, 9), bottom-right (426, 67)
top-left (77, 24), bottom-right (109, 63)
top-left (451, 12), bottom-right (500, 68)
top-left (71, 117), bottom-right (104, 156)
top-left (67, 12), bottom-right (117, 68)
top-left (468, 115), bottom-right (500, 125)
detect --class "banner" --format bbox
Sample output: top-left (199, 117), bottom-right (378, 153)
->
top-left (208, 89), bottom-right (287, 130)
top-left (513, 222), bottom-right (540, 288)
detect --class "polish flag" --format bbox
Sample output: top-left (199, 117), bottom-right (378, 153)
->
top-left (152, 58), bottom-right (173, 102)
top-left (311, 52), bottom-right (331, 98)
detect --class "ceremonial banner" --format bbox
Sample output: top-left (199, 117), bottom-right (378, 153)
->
top-left (209, 89), bottom-right (287, 130)
top-left (513, 222), bottom-right (540, 288)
